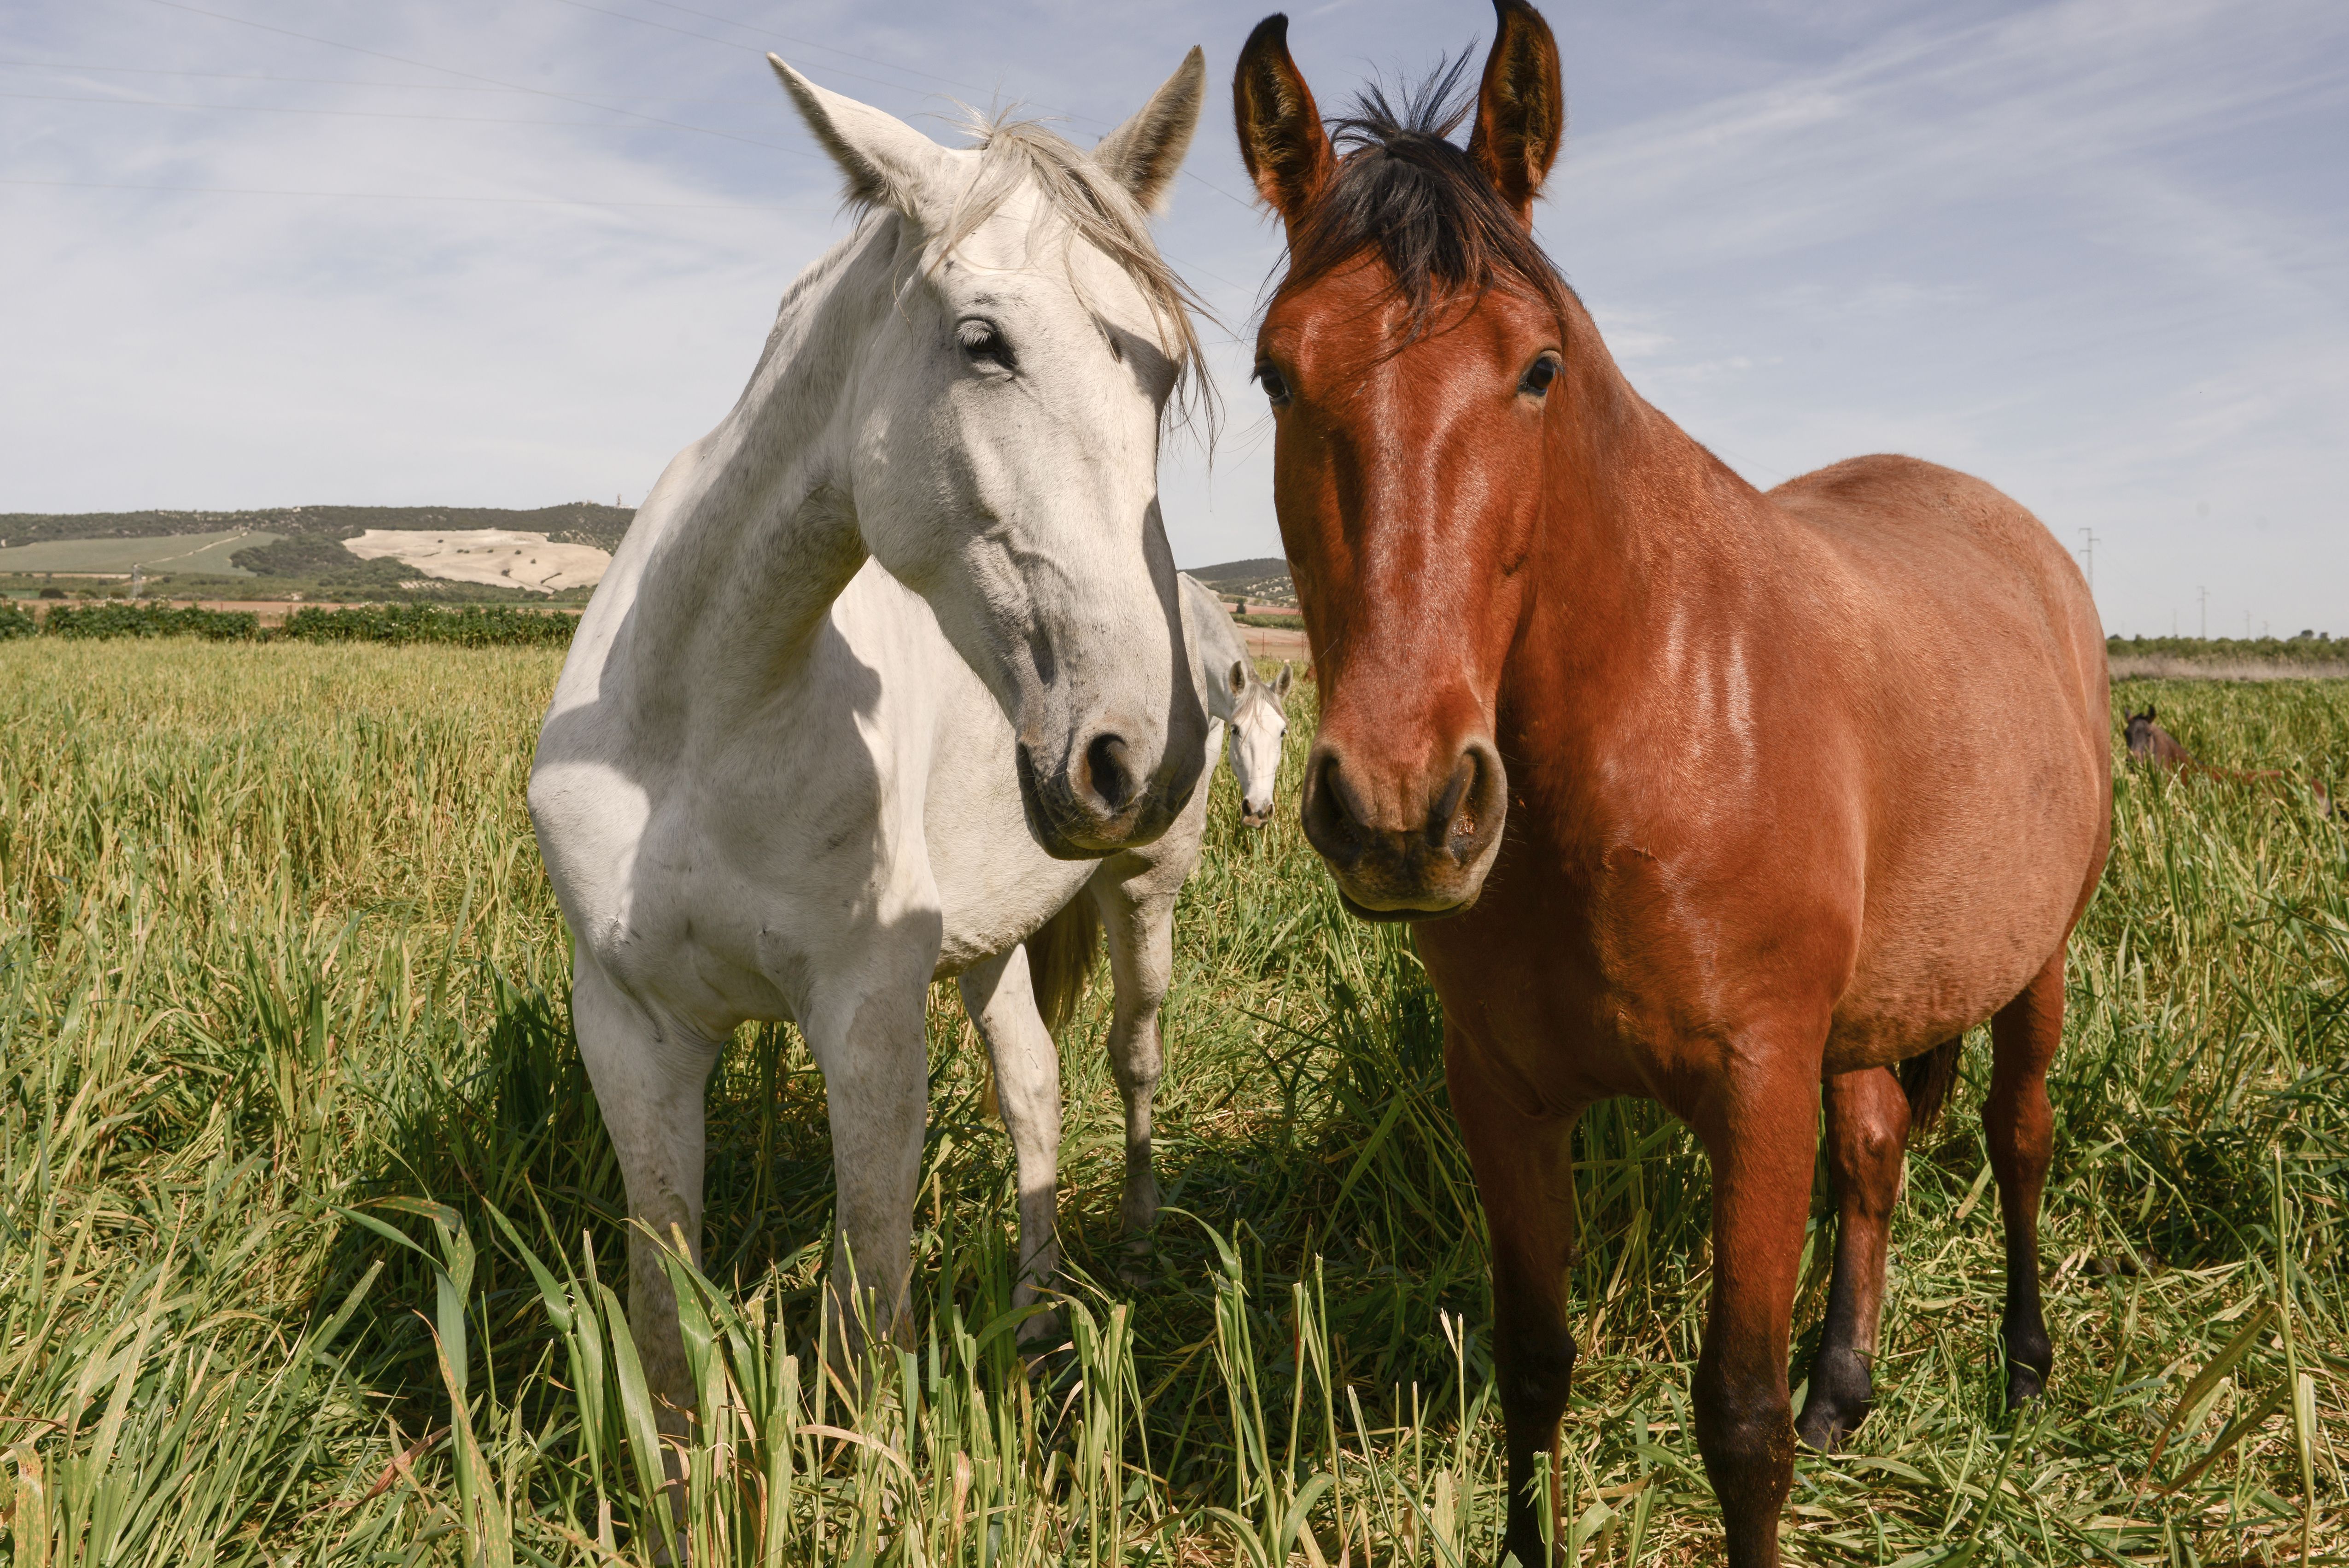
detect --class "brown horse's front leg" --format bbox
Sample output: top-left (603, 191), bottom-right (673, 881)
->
top-left (1448, 1037), bottom-right (1582, 1568)
top-left (1690, 1065), bottom-right (1820, 1568)
top-left (1797, 1065), bottom-right (1913, 1451)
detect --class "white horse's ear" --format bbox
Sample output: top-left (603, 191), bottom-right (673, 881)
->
top-left (1093, 46), bottom-right (1206, 214)
top-left (1274, 662), bottom-right (1294, 699)
top-left (1227, 658), bottom-right (1249, 696)
top-left (770, 55), bottom-right (950, 221)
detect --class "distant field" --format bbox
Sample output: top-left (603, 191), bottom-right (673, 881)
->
top-left (0, 527), bottom-right (280, 576)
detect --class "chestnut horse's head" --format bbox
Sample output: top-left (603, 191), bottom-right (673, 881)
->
top-left (1236, 0), bottom-right (1569, 919)
top-left (2123, 706), bottom-right (2159, 760)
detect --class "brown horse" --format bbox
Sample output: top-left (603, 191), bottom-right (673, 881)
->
top-left (2124, 704), bottom-right (2336, 816)
top-left (1233, 5), bottom-right (2111, 1564)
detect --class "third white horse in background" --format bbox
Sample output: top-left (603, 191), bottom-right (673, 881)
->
top-left (1192, 572), bottom-right (1295, 831)
top-left (977, 572), bottom-right (1294, 1260)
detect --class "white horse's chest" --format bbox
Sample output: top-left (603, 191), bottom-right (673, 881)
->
top-left (536, 562), bottom-right (1085, 1031)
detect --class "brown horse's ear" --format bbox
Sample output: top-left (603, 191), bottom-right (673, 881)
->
top-left (1234, 14), bottom-right (1332, 235)
top-left (1466, 0), bottom-right (1563, 225)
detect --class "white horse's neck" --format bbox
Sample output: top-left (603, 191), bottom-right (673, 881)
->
top-left (619, 216), bottom-right (908, 714)
top-left (1180, 575), bottom-right (1250, 725)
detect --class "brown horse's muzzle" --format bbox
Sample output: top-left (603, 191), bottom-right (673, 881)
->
top-left (1300, 735), bottom-right (1508, 919)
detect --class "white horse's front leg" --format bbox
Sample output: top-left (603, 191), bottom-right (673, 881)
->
top-left (803, 965), bottom-right (933, 1379)
top-left (571, 951), bottom-right (724, 1432)
top-left (957, 946), bottom-right (1065, 1343)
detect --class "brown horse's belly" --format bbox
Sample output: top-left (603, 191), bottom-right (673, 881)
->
top-left (1821, 766), bottom-right (2104, 1073)
top-left (1822, 935), bottom-right (2046, 1073)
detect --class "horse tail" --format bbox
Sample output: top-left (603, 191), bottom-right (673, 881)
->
top-left (1899, 1037), bottom-right (1963, 1143)
top-left (1025, 892), bottom-right (1101, 1036)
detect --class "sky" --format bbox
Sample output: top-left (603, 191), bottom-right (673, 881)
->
top-left (3, 0), bottom-right (2345, 637)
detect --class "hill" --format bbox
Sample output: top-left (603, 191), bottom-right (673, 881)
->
top-left (0, 503), bottom-right (634, 553)
top-left (1185, 556), bottom-right (1295, 606)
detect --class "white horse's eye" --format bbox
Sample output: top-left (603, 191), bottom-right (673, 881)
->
top-left (958, 318), bottom-right (1014, 368)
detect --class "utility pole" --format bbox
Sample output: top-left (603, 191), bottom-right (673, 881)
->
top-left (2199, 586), bottom-right (2209, 640)
top-left (2078, 528), bottom-right (2098, 595)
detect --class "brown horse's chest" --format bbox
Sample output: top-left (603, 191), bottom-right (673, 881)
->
top-left (1416, 807), bottom-right (1867, 1115)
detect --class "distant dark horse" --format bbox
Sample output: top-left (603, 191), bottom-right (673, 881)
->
top-left (2124, 705), bottom-right (2334, 816)
top-left (1234, 4), bottom-right (2110, 1563)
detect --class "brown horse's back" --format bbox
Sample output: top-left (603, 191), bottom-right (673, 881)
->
top-left (1765, 454), bottom-right (2109, 1070)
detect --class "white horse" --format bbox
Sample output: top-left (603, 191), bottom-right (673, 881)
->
top-left (1189, 573), bottom-right (1296, 830)
top-left (528, 51), bottom-right (1211, 1411)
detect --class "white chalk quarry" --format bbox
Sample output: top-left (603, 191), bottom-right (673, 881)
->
top-left (342, 529), bottom-right (609, 593)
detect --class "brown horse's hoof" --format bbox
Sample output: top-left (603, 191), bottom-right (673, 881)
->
top-left (1996, 1322), bottom-right (2052, 1412)
top-left (1796, 1347), bottom-right (1874, 1452)
top-left (1496, 1526), bottom-right (1550, 1568)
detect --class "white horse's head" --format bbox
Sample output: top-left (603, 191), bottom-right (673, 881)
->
top-left (773, 53), bottom-right (1211, 858)
top-left (1226, 659), bottom-right (1294, 829)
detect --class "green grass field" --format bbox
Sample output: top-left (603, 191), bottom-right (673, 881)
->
top-left (0, 529), bottom-right (283, 578)
top-left (1, 642), bottom-right (2343, 1566)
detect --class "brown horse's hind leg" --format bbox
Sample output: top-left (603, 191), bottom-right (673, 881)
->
top-left (1796, 1065), bottom-right (1912, 1451)
top-left (1448, 1037), bottom-right (1581, 1568)
top-left (1985, 957), bottom-right (2065, 1407)
top-left (1690, 1060), bottom-right (1820, 1568)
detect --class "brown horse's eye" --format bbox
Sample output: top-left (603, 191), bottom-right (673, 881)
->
top-left (1255, 363), bottom-right (1292, 407)
top-left (1520, 353), bottom-right (1560, 397)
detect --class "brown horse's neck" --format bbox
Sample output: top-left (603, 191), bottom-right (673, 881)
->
top-left (1497, 299), bottom-right (1781, 777)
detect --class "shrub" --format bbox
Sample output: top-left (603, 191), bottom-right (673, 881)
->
top-left (229, 533), bottom-right (415, 588)
top-left (42, 602), bottom-right (260, 640)
top-left (0, 603), bottom-right (36, 639)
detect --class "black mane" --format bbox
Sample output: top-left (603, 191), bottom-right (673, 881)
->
top-left (1281, 56), bottom-right (1573, 337)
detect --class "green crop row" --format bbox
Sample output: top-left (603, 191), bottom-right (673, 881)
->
top-left (0, 599), bottom-right (580, 646)
top-left (277, 603), bottom-right (581, 646)
top-left (2110, 632), bottom-right (2345, 664)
